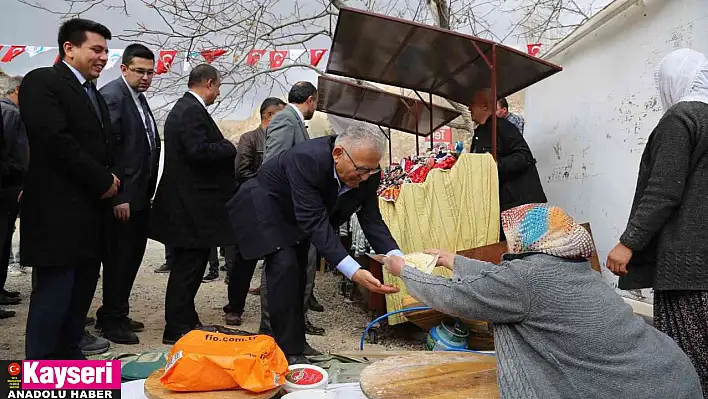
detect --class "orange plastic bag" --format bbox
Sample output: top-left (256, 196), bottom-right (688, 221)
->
top-left (160, 330), bottom-right (288, 392)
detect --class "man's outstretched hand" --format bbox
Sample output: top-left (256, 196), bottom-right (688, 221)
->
top-left (352, 269), bottom-right (399, 294)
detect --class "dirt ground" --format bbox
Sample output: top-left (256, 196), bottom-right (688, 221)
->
top-left (0, 238), bottom-right (423, 359)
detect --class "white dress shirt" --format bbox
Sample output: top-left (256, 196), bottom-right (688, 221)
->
top-left (187, 91), bottom-right (207, 109)
top-left (62, 61), bottom-right (86, 85)
top-left (122, 76), bottom-right (156, 145)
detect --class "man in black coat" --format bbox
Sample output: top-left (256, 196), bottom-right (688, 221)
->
top-left (0, 74), bottom-right (28, 317)
top-left (94, 44), bottom-right (161, 345)
top-left (469, 89), bottom-right (547, 221)
top-left (19, 19), bottom-right (121, 359)
top-left (150, 64), bottom-right (237, 344)
top-left (228, 125), bottom-right (401, 365)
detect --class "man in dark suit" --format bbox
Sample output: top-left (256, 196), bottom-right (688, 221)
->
top-left (469, 89), bottom-right (546, 239)
top-left (94, 44), bottom-right (160, 345)
top-left (150, 64), bottom-right (237, 344)
top-left (223, 97), bottom-right (285, 326)
top-left (258, 82), bottom-right (327, 337)
top-left (19, 19), bottom-right (121, 359)
top-left (228, 125), bottom-right (401, 364)
top-left (0, 75), bottom-right (28, 318)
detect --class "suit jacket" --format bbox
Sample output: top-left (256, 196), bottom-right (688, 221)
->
top-left (472, 117), bottom-right (547, 211)
top-left (263, 104), bottom-right (309, 163)
top-left (150, 93), bottom-right (237, 248)
top-left (0, 98), bottom-right (29, 202)
top-left (228, 136), bottom-right (398, 264)
top-left (100, 77), bottom-right (161, 211)
top-left (18, 61), bottom-right (121, 267)
top-left (234, 126), bottom-right (265, 183)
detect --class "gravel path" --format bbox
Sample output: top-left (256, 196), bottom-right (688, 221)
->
top-left (0, 239), bottom-right (422, 359)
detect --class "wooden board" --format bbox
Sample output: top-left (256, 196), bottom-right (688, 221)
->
top-left (144, 369), bottom-right (281, 399)
top-left (359, 352), bottom-right (498, 399)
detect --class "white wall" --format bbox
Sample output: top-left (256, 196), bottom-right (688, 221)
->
top-left (523, 0), bottom-right (708, 301)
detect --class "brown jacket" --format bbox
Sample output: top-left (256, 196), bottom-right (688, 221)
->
top-left (235, 126), bottom-right (265, 183)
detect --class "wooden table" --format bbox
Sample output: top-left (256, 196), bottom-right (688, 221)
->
top-left (359, 351), bottom-right (499, 399)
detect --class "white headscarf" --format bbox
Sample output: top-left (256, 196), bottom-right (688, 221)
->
top-left (657, 48), bottom-right (708, 112)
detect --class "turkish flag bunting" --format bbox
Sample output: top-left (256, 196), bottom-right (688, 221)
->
top-left (527, 43), bottom-right (542, 57)
top-left (156, 50), bottom-right (178, 74)
top-left (201, 49), bottom-right (228, 64)
top-left (1, 46), bottom-right (27, 62)
top-left (246, 50), bottom-right (267, 66)
top-left (269, 50), bottom-right (288, 69)
top-left (309, 49), bottom-right (327, 67)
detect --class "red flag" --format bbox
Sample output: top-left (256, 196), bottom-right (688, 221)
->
top-left (1, 46), bottom-right (27, 63)
top-left (246, 50), bottom-right (266, 66)
top-left (527, 43), bottom-right (542, 57)
top-left (54, 52), bottom-right (60, 65)
top-left (269, 50), bottom-right (288, 69)
top-left (156, 50), bottom-right (177, 74)
top-left (201, 49), bottom-right (227, 64)
top-left (309, 49), bottom-right (327, 67)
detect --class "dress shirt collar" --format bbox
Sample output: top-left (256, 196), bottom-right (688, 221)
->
top-left (62, 61), bottom-right (87, 86)
top-left (187, 91), bottom-right (207, 109)
top-left (289, 103), bottom-right (304, 123)
top-left (121, 76), bottom-right (141, 101)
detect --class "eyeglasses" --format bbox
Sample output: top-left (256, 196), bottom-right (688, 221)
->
top-left (128, 67), bottom-right (155, 77)
top-left (342, 147), bottom-right (381, 176)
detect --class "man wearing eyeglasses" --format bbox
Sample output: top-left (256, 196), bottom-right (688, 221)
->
top-left (227, 124), bottom-right (401, 365)
top-left (94, 43), bottom-right (160, 345)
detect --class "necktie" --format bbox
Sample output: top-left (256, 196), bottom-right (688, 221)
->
top-left (138, 94), bottom-right (157, 151)
top-left (82, 81), bottom-right (101, 121)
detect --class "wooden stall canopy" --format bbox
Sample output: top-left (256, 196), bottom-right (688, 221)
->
top-left (316, 75), bottom-right (461, 137)
top-left (326, 7), bottom-right (564, 106)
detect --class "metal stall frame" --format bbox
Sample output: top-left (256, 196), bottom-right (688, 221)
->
top-left (325, 6), bottom-right (563, 160)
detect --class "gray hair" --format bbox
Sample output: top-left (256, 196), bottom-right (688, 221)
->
top-left (334, 123), bottom-right (388, 156)
top-left (1, 75), bottom-right (23, 96)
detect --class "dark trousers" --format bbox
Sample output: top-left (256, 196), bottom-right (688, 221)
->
top-left (165, 245), bottom-right (174, 267)
top-left (208, 247), bottom-right (219, 274)
top-left (96, 209), bottom-right (149, 328)
top-left (225, 248), bottom-right (258, 315)
top-left (0, 203), bottom-right (19, 289)
top-left (25, 263), bottom-right (101, 359)
top-left (265, 242), bottom-right (310, 356)
top-left (164, 247), bottom-right (209, 337)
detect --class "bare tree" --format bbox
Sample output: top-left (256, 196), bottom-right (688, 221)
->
top-left (17, 0), bottom-right (600, 129)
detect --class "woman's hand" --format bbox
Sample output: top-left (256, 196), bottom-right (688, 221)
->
top-left (383, 255), bottom-right (405, 277)
top-left (606, 242), bottom-right (633, 276)
top-left (424, 248), bottom-right (455, 270)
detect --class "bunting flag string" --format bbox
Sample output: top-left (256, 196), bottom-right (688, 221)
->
top-left (0, 44), bottom-right (328, 73)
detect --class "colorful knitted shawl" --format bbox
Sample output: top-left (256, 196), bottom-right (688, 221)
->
top-left (501, 204), bottom-right (595, 259)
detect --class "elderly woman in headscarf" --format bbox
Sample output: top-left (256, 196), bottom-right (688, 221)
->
top-left (606, 48), bottom-right (708, 396)
top-left (383, 203), bottom-right (703, 399)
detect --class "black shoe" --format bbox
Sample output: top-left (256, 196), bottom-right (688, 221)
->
top-left (162, 332), bottom-right (187, 345)
top-left (302, 342), bottom-right (323, 356)
top-left (1, 289), bottom-right (20, 298)
top-left (0, 309), bottom-right (16, 319)
top-left (308, 295), bottom-right (324, 312)
top-left (102, 325), bottom-right (139, 345)
top-left (80, 330), bottom-right (110, 356)
top-left (219, 265), bottom-right (227, 271)
top-left (84, 316), bottom-right (96, 326)
top-left (202, 271), bottom-right (219, 282)
top-left (286, 355), bottom-right (311, 365)
top-left (305, 321), bottom-right (326, 336)
top-left (96, 318), bottom-right (145, 333)
top-left (225, 312), bottom-right (243, 326)
top-left (0, 295), bottom-right (20, 305)
top-left (154, 264), bottom-right (170, 273)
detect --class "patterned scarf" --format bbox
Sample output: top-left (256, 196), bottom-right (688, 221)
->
top-left (501, 204), bottom-right (595, 259)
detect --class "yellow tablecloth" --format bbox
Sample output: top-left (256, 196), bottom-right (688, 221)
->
top-left (379, 153), bottom-right (500, 324)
